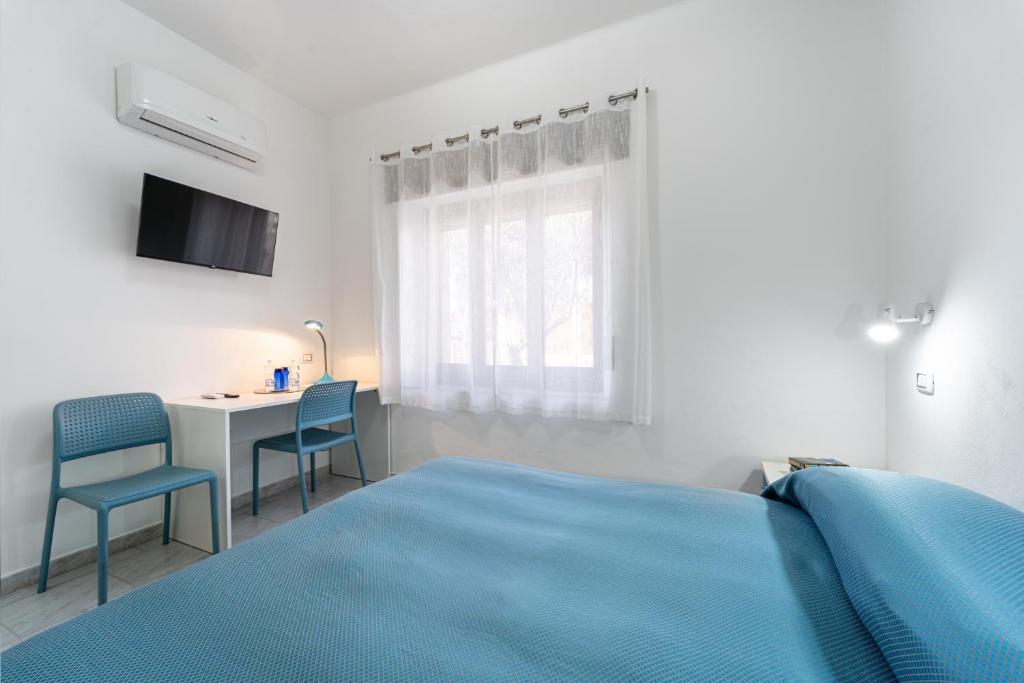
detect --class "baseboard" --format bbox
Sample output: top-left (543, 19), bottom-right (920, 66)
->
top-left (230, 464), bottom-right (333, 511)
top-left (0, 522), bottom-right (163, 596)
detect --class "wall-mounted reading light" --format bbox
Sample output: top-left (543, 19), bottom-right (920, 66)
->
top-left (867, 302), bottom-right (934, 343)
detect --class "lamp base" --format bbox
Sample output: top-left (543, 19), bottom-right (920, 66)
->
top-left (315, 373), bottom-right (334, 384)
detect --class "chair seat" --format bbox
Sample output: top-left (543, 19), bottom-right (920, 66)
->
top-left (254, 427), bottom-right (355, 454)
top-left (62, 464), bottom-right (215, 510)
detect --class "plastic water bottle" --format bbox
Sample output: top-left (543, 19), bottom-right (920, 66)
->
top-left (264, 360), bottom-right (275, 392)
top-left (289, 360), bottom-right (301, 392)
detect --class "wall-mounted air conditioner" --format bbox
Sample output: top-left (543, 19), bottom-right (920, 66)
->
top-left (115, 63), bottom-right (267, 169)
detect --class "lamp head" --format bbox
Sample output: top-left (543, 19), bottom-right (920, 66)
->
top-left (867, 306), bottom-right (899, 343)
top-left (866, 302), bottom-right (934, 343)
top-left (867, 321), bottom-right (900, 343)
top-left (304, 319), bottom-right (324, 331)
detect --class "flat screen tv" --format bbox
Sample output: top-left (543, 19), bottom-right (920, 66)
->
top-left (136, 173), bottom-right (279, 277)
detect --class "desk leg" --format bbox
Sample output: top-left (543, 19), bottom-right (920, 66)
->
top-left (167, 407), bottom-right (231, 552)
top-left (387, 403), bottom-right (392, 477)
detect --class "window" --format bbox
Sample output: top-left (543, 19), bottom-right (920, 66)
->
top-left (430, 174), bottom-right (605, 396)
top-left (372, 100), bottom-right (651, 424)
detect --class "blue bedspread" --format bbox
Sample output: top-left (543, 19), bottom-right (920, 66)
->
top-left (4, 457), bottom-right (1018, 681)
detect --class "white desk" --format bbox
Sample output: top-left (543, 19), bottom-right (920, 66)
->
top-left (165, 384), bottom-right (389, 551)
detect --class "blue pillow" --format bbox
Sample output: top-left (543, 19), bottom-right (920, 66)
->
top-left (764, 467), bottom-right (1024, 682)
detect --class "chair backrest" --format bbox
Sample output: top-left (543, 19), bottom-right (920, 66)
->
top-left (296, 380), bottom-right (358, 431)
top-left (53, 392), bottom-right (171, 463)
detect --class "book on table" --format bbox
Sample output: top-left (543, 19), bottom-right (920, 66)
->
top-left (788, 457), bottom-right (848, 472)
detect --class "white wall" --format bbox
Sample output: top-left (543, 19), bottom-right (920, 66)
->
top-left (0, 0), bottom-right (332, 576)
top-left (7, 0), bottom-right (1015, 583)
top-left (330, 0), bottom-right (889, 487)
top-left (884, 0), bottom-right (1024, 509)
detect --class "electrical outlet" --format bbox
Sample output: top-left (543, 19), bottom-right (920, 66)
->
top-left (302, 353), bottom-right (314, 363)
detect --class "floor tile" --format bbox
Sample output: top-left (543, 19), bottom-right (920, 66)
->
top-left (253, 490), bottom-right (306, 522)
top-left (255, 474), bottom-right (361, 522)
top-left (0, 623), bottom-right (20, 651)
top-left (0, 562), bottom-right (99, 613)
top-left (231, 514), bottom-right (283, 544)
top-left (108, 540), bottom-right (208, 588)
top-left (318, 474), bottom-right (364, 495)
top-left (310, 475), bottom-right (364, 507)
top-left (0, 569), bottom-right (131, 640)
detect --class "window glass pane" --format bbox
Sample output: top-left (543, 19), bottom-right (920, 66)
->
top-left (494, 219), bottom-right (529, 366)
top-left (483, 224), bottom-right (494, 367)
top-left (440, 227), bottom-right (470, 365)
top-left (544, 210), bottom-right (595, 368)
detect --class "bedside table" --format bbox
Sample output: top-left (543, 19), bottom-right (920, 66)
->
top-left (761, 461), bottom-right (791, 488)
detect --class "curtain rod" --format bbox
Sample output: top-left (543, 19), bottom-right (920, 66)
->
top-left (378, 86), bottom-right (648, 162)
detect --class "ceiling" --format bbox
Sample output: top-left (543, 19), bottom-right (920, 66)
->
top-left (121, 0), bottom-right (678, 116)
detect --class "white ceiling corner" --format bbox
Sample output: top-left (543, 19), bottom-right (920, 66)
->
top-left (120, 0), bottom-right (679, 116)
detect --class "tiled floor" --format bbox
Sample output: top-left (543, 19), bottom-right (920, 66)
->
top-left (232, 472), bottom-right (363, 543)
top-left (0, 473), bottom-right (363, 651)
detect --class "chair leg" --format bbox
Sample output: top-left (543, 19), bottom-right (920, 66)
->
top-left (37, 494), bottom-right (60, 594)
top-left (162, 492), bottom-right (171, 545)
top-left (295, 452), bottom-right (310, 514)
top-left (97, 509), bottom-right (109, 606)
top-left (208, 479), bottom-right (221, 554)
top-left (309, 451), bottom-right (317, 492)
top-left (353, 436), bottom-right (367, 487)
top-left (252, 444), bottom-right (260, 516)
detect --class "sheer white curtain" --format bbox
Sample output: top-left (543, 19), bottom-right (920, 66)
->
top-left (370, 88), bottom-right (651, 424)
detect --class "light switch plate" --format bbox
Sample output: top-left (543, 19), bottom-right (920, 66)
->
top-left (302, 353), bottom-right (314, 363)
top-left (916, 372), bottom-right (935, 395)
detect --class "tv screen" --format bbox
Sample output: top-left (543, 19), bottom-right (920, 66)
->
top-left (136, 174), bottom-right (279, 277)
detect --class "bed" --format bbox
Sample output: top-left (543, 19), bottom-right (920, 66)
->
top-left (4, 457), bottom-right (1022, 681)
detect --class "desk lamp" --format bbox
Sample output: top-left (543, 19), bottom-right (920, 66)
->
top-left (304, 320), bottom-right (333, 383)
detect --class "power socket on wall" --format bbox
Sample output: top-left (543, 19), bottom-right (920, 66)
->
top-left (301, 353), bottom-right (314, 363)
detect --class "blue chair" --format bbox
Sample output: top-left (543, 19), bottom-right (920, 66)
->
top-left (38, 393), bottom-right (220, 605)
top-left (252, 380), bottom-right (366, 516)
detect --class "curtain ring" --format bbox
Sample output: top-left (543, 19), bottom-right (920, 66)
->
top-left (558, 102), bottom-right (589, 119)
top-left (445, 133), bottom-right (470, 147)
top-left (513, 114), bottom-right (541, 130)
